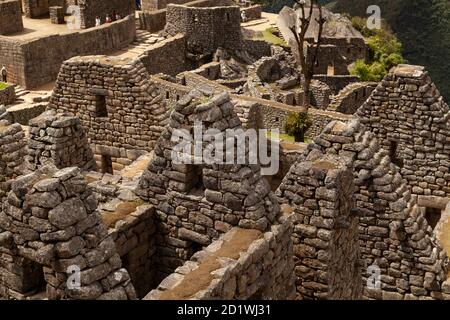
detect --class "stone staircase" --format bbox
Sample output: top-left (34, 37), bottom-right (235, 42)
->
top-left (14, 86), bottom-right (29, 100)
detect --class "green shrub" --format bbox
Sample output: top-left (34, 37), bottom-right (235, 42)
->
top-left (284, 111), bottom-right (311, 142)
top-left (350, 17), bottom-right (405, 82)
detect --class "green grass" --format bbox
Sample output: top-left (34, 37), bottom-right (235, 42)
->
top-left (0, 82), bottom-right (8, 90)
top-left (254, 28), bottom-right (288, 47)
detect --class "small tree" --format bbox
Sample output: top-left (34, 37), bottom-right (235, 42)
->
top-left (284, 111), bottom-right (311, 143)
top-left (287, 0), bottom-right (326, 108)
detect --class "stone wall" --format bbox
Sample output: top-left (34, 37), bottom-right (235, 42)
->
top-left (310, 79), bottom-right (331, 109)
top-left (135, 90), bottom-right (280, 282)
top-left (165, 2), bottom-right (242, 53)
top-left (328, 82), bottom-right (377, 115)
top-left (138, 34), bottom-right (188, 77)
top-left (313, 75), bottom-right (359, 95)
top-left (48, 56), bottom-right (169, 172)
top-left (0, 121), bottom-right (26, 200)
top-left (27, 110), bottom-right (97, 172)
top-left (296, 119), bottom-right (449, 299)
top-left (356, 64), bottom-right (450, 198)
top-left (138, 0), bottom-right (235, 33)
top-left (277, 154), bottom-right (362, 299)
top-left (0, 0), bottom-right (23, 35)
top-left (107, 204), bottom-right (157, 298)
top-left (307, 44), bottom-right (349, 76)
top-left (0, 165), bottom-right (137, 300)
top-left (23, 0), bottom-right (49, 18)
top-left (0, 84), bottom-right (16, 106)
top-left (142, 0), bottom-right (193, 11)
top-left (144, 222), bottom-right (296, 300)
top-left (78, 0), bottom-right (135, 29)
top-left (0, 15), bottom-right (135, 89)
top-left (241, 4), bottom-right (261, 21)
top-left (242, 39), bottom-right (272, 61)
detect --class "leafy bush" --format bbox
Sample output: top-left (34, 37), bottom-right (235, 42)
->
top-left (284, 111), bottom-right (311, 142)
top-left (350, 17), bottom-right (405, 81)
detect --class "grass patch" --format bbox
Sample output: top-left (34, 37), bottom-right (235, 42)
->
top-left (0, 82), bottom-right (8, 90)
top-left (254, 28), bottom-right (288, 47)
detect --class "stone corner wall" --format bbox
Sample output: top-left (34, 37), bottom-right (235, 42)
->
top-left (0, 121), bottom-right (26, 200)
top-left (107, 204), bottom-right (158, 298)
top-left (276, 153), bottom-right (363, 300)
top-left (0, 0), bottom-right (24, 35)
top-left (27, 110), bottom-right (97, 172)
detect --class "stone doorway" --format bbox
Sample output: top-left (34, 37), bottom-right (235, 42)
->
top-left (101, 154), bottom-right (113, 174)
top-left (425, 207), bottom-right (441, 229)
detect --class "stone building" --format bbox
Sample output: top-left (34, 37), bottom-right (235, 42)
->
top-left (48, 56), bottom-right (170, 173)
top-left (356, 65), bottom-right (450, 200)
top-left (0, 165), bottom-right (137, 299)
top-left (135, 90), bottom-right (281, 281)
top-left (281, 119), bottom-right (449, 299)
top-left (164, 0), bottom-right (243, 54)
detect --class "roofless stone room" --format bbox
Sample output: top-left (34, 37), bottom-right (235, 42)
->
top-left (0, 0), bottom-right (450, 307)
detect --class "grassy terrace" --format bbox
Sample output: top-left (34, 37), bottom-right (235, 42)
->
top-left (254, 27), bottom-right (288, 47)
top-left (0, 82), bottom-right (8, 90)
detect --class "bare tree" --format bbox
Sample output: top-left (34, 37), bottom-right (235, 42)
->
top-left (288, 0), bottom-right (326, 108)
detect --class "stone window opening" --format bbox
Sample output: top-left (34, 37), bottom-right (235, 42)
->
top-left (424, 207), bottom-right (441, 229)
top-left (226, 12), bottom-right (230, 22)
top-left (166, 91), bottom-right (170, 99)
top-left (187, 166), bottom-right (205, 196)
top-left (95, 94), bottom-right (108, 117)
top-left (389, 140), bottom-right (403, 168)
top-left (101, 154), bottom-right (113, 174)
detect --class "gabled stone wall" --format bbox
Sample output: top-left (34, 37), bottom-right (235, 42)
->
top-left (356, 64), bottom-right (450, 199)
top-left (136, 90), bottom-right (280, 282)
top-left (48, 56), bottom-right (169, 170)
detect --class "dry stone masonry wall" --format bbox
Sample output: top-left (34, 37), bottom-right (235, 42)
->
top-left (298, 119), bottom-right (449, 299)
top-left (0, 165), bottom-right (137, 300)
top-left (277, 154), bottom-right (362, 299)
top-left (0, 0), bottom-right (23, 35)
top-left (145, 222), bottom-right (296, 300)
top-left (356, 64), bottom-right (450, 199)
top-left (0, 121), bottom-right (26, 201)
top-left (49, 56), bottom-right (169, 170)
top-left (136, 90), bottom-right (280, 282)
top-left (27, 111), bottom-right (97, 172)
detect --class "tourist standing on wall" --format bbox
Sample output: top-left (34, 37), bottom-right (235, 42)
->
top-left (105, 14), bottom-right (112, 23)
top-left (95, 16), bottom-right (101, 27)
top-left (241, 10), bottom-right (247, 22)
top-left (135, 0), bottom-right (141, 11)
top-left (1, 66), bottom-right (7, 83)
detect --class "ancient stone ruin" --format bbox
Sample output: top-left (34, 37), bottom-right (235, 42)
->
top-left (0, 0), bottom-right (450, 301)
